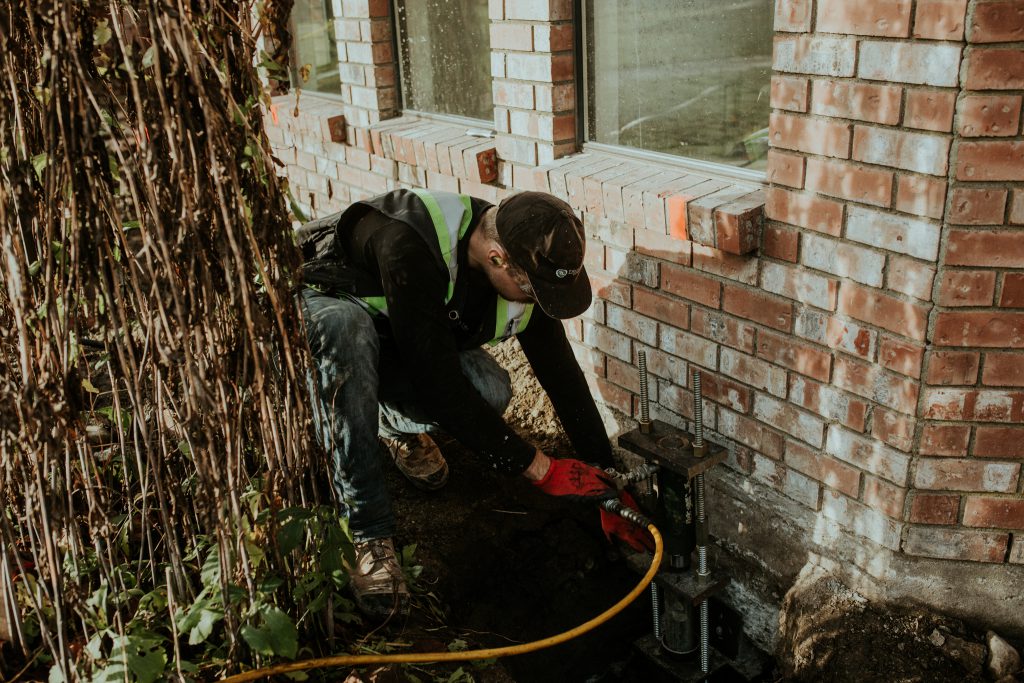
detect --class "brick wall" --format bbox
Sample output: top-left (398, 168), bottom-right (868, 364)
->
top-left (913, 0), bottom-right (1024, 564)
top-left (267, 0), bottom-right (1024, 581)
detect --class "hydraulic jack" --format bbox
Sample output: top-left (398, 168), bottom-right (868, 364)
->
top-left (615, 351), bottom-right (772, 682)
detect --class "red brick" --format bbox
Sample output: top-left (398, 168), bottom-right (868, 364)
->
top-left (634, 229), bottom-right (692, 266)
top-left (905, 526), bottom-right (1009, 562)
top-left (770, 112), bottom-right (851, 159)
top-left (817, 0), bottom-right (911, 36)
top-left (826, 317), bottom-right (878, 359)
top-left (915, 458), bottom-right (1020, 493)
top-left (934, 311), bottom-right (1024, 347)
top-left (959, 95), bottom-right (1023, 138)
top-left (904, 89), bottom-right (957, 132)
top-left (947, 230), bottom-right (1024, 267)
top-left (533, 24), bottom-right (574, 52)
top-left (773, 35), bottom-right (858, 77)
top-left (838, 283), bottom-right (929, 341)
top-left (982, 352), bottom-right (1024, 386)
top-left (889, 255), bottom-right (937, 301)
top-left (879, 336), bottom-right (924, 377)
top-left (958, 141), bottom-right (1024, 181)
top-left (922, 387), bottom-right (1024, 422)
top-left (633, 287), bottom-right (690, 329)
top-left (852, 126), bottom-right (950, 176)
top-left (863, 475), bottom-right (907, 518)
top-left (913, 0), bottom-right (968, 40)
top-left (786, 440), bottom-right (861, 498)
top-left (765, 187), bottom-right (843, 236)
top-left (834, 355), bottom-right (920, 414)
top-left (690, 308), bottom-right (756, 353)
top-left (948, 188), bottom-right (1009, 225)
top-left (661, 265), bottom-right (721, 309)
top-left (965, 48), bottom-right (1024, 90)
top-left (789, 375), bottom-right (868, 430)
top-left (872, 407), bottom-right (915, 451)
top-left (757, 329), bottom-right (830, 382)
top-left (896, 174), bottom-right (947, 220)
top-left (770, 75), bottom-right (810, 112)
top-left (714, 193), bottom-right (764, 256)
top-left (698, 371), bottom-right (752, 413)
top-left (1012, 192), bottom-right (1024, 224)
top-left (691, 245), bottom-right (759, 286)
top-left (910, 493), bottom-right (961, 525)
top-left (606, 356), bottom-right (645, 395)
top-left (760, 261), bottom-right (838, 311)
top-left (938, 270), bottom-right (997, 306)
top-left (1001, 273), bottom-right (1024, 307)
top-left (810, 80), bottom-right (902, 125)
top-left (926, 351), bottom-right (981, 385)
top-left (920, 424), bottom-right (971, 456)
top-left (974, 426), bottom-right (1024, 457)
top-left (763, 225), bottom-right (800, 262)
top-left (720, 348), bottom-right (788, 396)
top-left (723, 287), bottom-right (793, 332)
top-left (606, 303), bottom-right (658, 346)
top-left (766, 150), bottom-right (806, 188)
top-left (589, 272), bottom-right (631, 308)
top-left (964, 496), bottom-right (1024, 529)
top-left (718, 408), bottom-right (786, 459)
top-left (805, 157), bottom-right (892, 208)
top-left (858, 41), bottom-right (961, 87)
top-left (775, 0), bottom-right (813, 32)
top-left (969, 1), bottom-right (1024, 43)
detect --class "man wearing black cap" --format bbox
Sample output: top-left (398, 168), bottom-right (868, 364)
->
top-left (297, 188), bottom-right (649, 620)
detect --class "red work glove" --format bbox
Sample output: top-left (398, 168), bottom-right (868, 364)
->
top-left (532, 458), bottom-right (617, 502)
top-left (600, 491), bottom-right (655, 553)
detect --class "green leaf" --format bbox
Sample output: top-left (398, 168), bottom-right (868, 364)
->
top-left (189, 605), bottom-right (223, 645)
top-left (241, 605), bottom-right (298, 659)
top-left (82, 378), bottom-right (100, 394)
top-left (94, 19), bottom-right (112, 46)
top-left (142, 46), bottom-right (155, 69)
top-left (200, 545), bottom-right (221, 587)
top-left (47, 663), bottom-right (67, 683)
top-left (31, 153), bottom-right (48, 180)
top-left (447, 638), bottom-right (468, 652)
top-left (276, 509), bottom-right (310, 555)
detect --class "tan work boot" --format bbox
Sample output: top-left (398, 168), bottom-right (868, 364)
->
top-left (349, 537), bottom-right (410, 620)
top-left (381, 433), bottom-right (449, 491)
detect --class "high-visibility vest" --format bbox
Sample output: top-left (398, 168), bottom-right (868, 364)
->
top-left (359, 189), bottom-right (533, 346)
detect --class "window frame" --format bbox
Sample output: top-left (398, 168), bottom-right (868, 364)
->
top-left (390, 0), bottom-right (495, 128)
top-left (577, 0), bottom-right (768, 184)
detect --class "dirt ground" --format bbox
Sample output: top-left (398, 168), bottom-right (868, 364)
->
top-left (354, 341), bottom-right (1020, 683)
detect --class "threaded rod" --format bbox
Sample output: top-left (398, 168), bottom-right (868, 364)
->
top-left (638, 350), bottom-right (652, 433)
top-left (692, 369), bottom-right (704, 449)
top-left (650, 582), bottom-right (662, 641)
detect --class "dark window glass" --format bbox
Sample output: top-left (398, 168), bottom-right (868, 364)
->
top-left (290, 0), bottom-right (341, 94)
top-left (586, 1), bottom-right (773, 170)
top-left (396, 0), bottom-right (492, 121)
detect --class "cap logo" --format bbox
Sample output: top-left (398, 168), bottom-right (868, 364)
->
top-left (555, 267), bottom-right (580, 279)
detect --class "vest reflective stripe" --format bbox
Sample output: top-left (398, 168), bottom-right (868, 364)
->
top-left (489, 299), bottom-right (535, 346)
top-left (412, 188), bottom-right (472, 301)
top-left (361, 189), bottom-right (532, 344)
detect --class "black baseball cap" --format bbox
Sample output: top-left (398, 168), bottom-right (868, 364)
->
top-left (495, 191), bottom-right (592, 319)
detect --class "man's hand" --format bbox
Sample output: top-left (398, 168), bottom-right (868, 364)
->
top-left (600, 491), bottom-right (655, 553)
top-left (531, 457), bottom-right (617, 502)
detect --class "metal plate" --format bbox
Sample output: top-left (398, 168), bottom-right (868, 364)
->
top-left (619, 420), bottom-right (727, 479)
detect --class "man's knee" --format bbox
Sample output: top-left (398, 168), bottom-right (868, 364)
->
top-left (302, 293), bottom-right (379, 361)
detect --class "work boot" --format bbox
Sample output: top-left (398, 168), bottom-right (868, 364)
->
top-left (381, 433), bottom-right (449, 491)
top-left (349, 537), bottom-right (411, 620)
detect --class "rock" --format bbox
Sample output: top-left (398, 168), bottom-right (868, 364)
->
top-left (930, 629), bottom-right (946, 647)
top-left (988, 631), bottom-right (1022, 680)
top-left (944, 634), bottom-right (986, 676)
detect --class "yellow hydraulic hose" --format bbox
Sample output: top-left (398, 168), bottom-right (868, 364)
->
top-left (221, 522), bottom-right (663, 682)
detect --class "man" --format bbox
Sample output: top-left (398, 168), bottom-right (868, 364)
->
top-left (297, 188), bottom-right (649, 619)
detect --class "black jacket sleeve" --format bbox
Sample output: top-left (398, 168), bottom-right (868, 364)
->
top-left (366, 224), bottom-right (536, 473)
top-left (517, 313), bottom-right (614, 467)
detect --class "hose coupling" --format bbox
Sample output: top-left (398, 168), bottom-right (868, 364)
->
top-left (604, 462), bottom-right (660, 485)
top-left (602, 498), bottom-right (653, 528)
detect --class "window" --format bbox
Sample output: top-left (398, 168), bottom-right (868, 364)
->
top-left (585, 1), bottom-right (773, 172)
top-left (290, 0), bottom-right (341, 94)
top-left (395, 0), bottom-right (492, 122)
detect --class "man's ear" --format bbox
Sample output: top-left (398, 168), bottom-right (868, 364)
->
top-left (487, 246), bottom-right (507, 268)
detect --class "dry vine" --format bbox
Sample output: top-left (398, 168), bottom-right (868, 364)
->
top-left (0, 1), bottom-right (337, 679)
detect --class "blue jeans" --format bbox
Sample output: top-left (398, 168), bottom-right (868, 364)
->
top-left (299, 288), bottom-right (513, 541)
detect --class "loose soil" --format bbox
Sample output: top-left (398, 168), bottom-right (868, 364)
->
top-left (351, 342), bottom-right (1017, 683)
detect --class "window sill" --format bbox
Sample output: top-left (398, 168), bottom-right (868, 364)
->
top-left (528, 149), bottom-right (766, 257)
